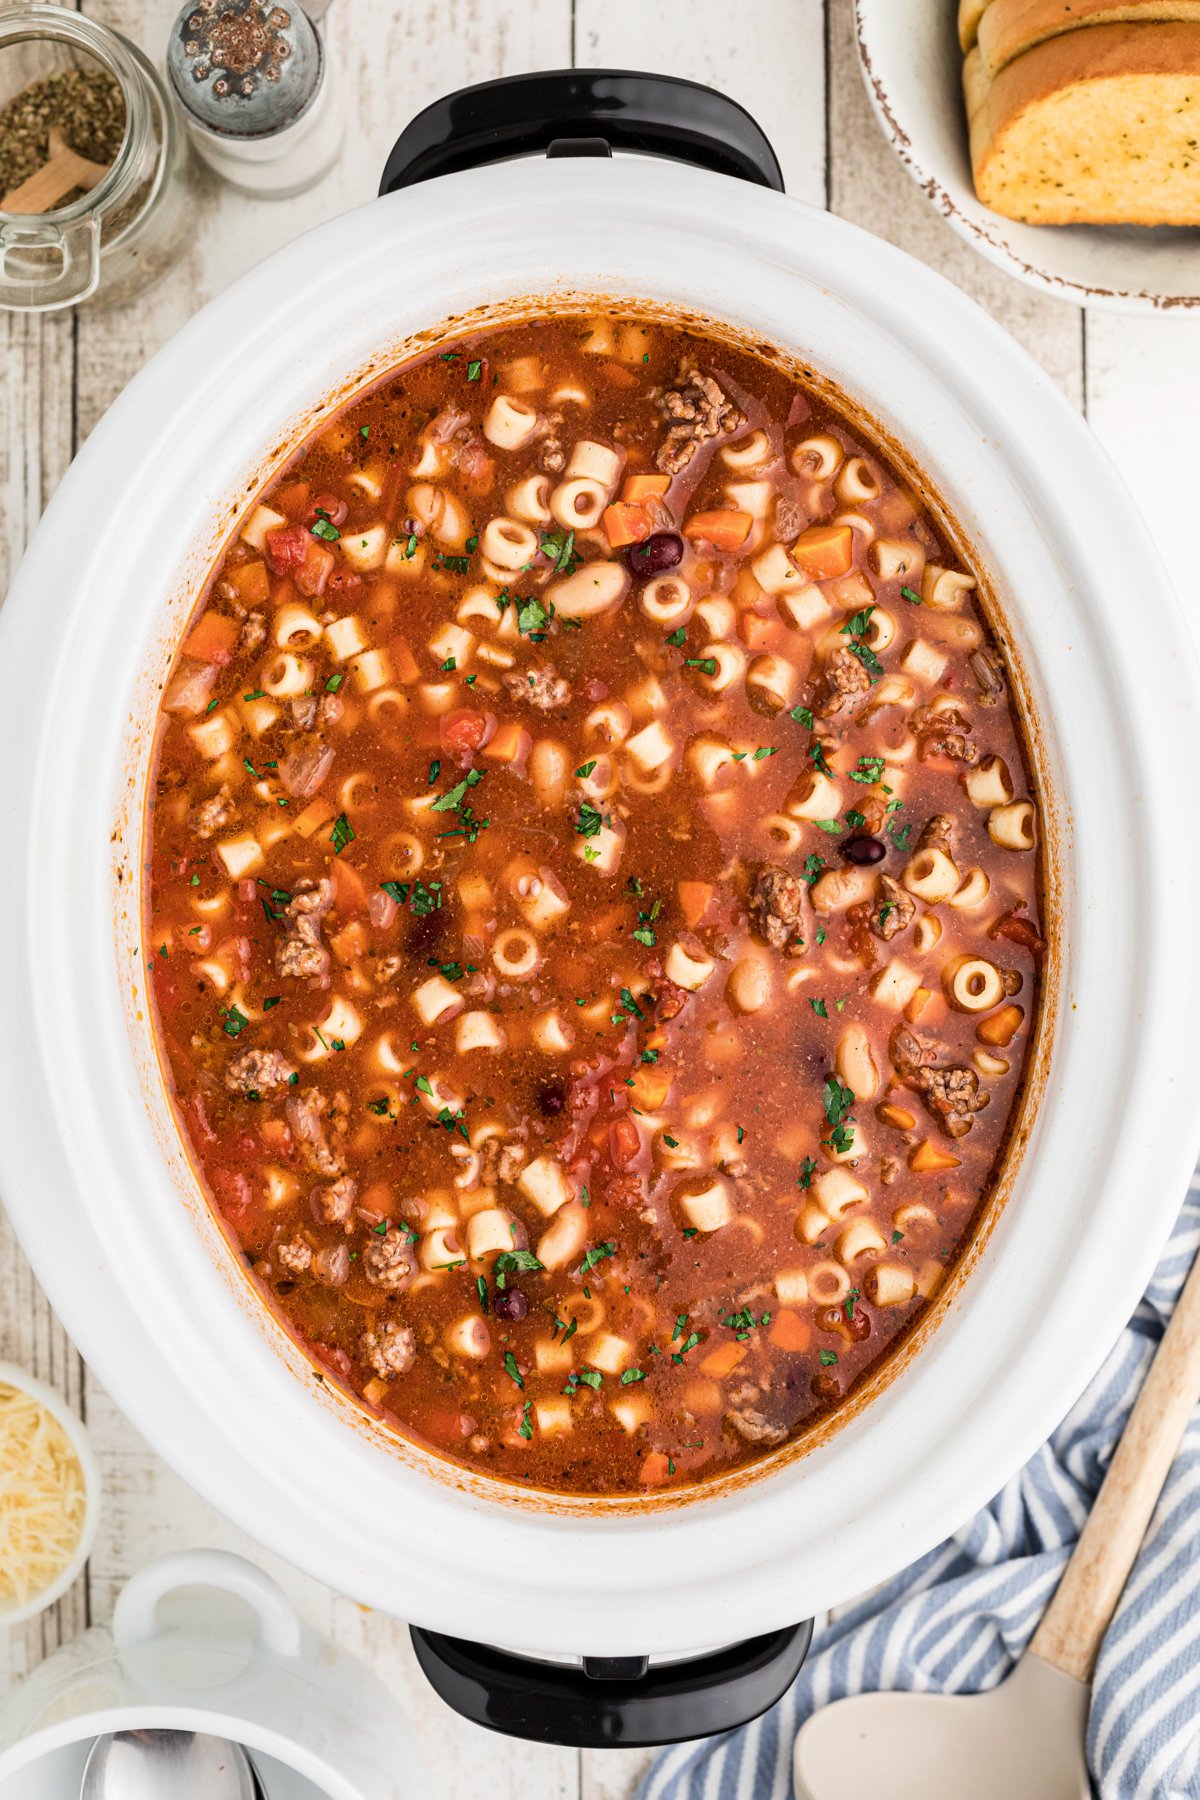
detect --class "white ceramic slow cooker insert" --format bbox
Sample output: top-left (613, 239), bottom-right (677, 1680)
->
top-left (1, 130), bottom-right (1198, 1660)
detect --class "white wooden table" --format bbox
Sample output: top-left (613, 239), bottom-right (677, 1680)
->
top-left (3, 2), bottom-right (1198, 1792)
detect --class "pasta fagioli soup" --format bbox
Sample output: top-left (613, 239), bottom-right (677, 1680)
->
top-left (145, 314), bottom-right (1045, 1497)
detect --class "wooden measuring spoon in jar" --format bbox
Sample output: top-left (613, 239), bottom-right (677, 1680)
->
top-left (1, 126), bottom-right (111, 215)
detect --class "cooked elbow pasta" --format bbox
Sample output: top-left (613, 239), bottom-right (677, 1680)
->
top-left (147, 313), bottom-right (1044, 1499)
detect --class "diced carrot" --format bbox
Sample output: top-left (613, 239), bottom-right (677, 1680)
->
top-left (227, 559), bottom-right (270, 606)
top-left (183, 611), bottom-right (240, 665)
top-left (700, 1341), bottom-right (747, 1378)
top-left (638, 1452), bottom-right (673, 1486)
top-left (977, 1003), bottom-right (1024, 1047)
top-left (909, 1139), bottom-right (961, 1173)
top-left (293, 797), bottom-right (336, 839)
top-left (483, 720), bottom-right (531, 765)
top-left (683, 509), bottom-right (753, 551)
top-left (790, 523), bottom-right (854, 580)
top-left (329, 919), bottom-right (369, 962)
top-left (602, 501), bottom-right (655, 548)
top-left (331, 859), bottom-right (369, 915)
top-left (677, 880), bottom-right (714, 927)
top-left (274, 480), bottom-right (311, 521)
top-left (768, 1310), bottom-right (811, 1353)
top-left (391, 636), bottom-right (421, 685)
top-left (622, 473), bottom-right (671, 502)
top-left (877, 1101), bottom-right (917, 1132)
top-left (628, 1065), bottom-right (673, 1110)
top-left (905, 986), bottom-right (932, 1023)
top-left (731, 566), bottom-right (764, 606)
top-left (600, 361), bottom-right (639, 389)
top-left (738, 610), bottom-right (775, 651)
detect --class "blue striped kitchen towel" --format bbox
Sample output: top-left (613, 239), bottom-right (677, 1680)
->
top-left (640, 1171), bottom-right (1200, 1800)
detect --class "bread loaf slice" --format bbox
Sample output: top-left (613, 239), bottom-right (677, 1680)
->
top-left (967, 21), bottom-right (1200, 222)
top-left (959, 0), bottom-right (995, 51)
top-left (977, 0), bottom-right (1200, 76)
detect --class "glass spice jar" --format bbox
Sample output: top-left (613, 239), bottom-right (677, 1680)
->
top-left (0, 4), bottom-right (199, 313)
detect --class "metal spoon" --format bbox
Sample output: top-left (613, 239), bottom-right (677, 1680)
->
top-left (80, 1729), bottom-right (260, 1800)
top-left (795, 1242), bottom-right (1200, 1800)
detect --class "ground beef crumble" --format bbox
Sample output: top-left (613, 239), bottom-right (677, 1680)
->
top-left (654, 363), bottom-right (744, 475)
top-left (748, 864), bottom-right (813, 956)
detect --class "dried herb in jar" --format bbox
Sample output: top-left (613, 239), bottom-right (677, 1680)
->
top-left (0, 68), bottom-right (125, 208)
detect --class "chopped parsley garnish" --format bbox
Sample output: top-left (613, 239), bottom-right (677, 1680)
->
top-left (539, 529), bottom-right (579, 575)
top-left (818, 1349), bottom-right (839, 1367)
top-left (221, 1004), bottom-right (249, 1039)
top-left (685, 656), bottom-right (718, 677)
top-left (434, 552), bottom-right (471, 575)
top-left (753, 746), bottom-right (778, 762)
top-left (367, 1097), bottom-right (391, 1116)
top-left (823, 1073), bottom-right (856, 1155)
top-left (262, 996), bottom-right (281, 1011)
top-left (576, 802), bottom-right (603, 839)
top-left (810, 997), bottom-right (829, 1018)
top-left (840, 606), bottom-right (884, 680)
top-left (665, 626), bottom-right (687, 648)
top-left (889, 821), bottom-right (913, 853)
top-left (518, 1399), bottom-right (533, 1439)
top-left (580, 1241), bottom-right (616, 1274)
top-left (850, 756), bottom-right (885, 785)
top-left (671, 1331), bottom-right (704, 1363)
top-left (900, 584), bottom-right (923, 606)
top-left (330, 812), bottom-right (355, 854)
top-left (467, 359), bottom-right (483, 382)
top-left (494, 1249), bottom-right (544, 1290)
top-left (810, 741), bottom-right (832, 776)
top-left (431, 767), bottom-right (484, 812)
top-left (815, 819), bottom-right (843, 835)
top-left (790, 704), bottom-right (815, 728)
top-left (325, 672), bottom-right (343, 694)
top-left (311, 511), bottom-right (340, 542)
top-left (503, 1351), bottom-right (524, 1390)
top-left (621, 1369), bottom-right (646, 1385)
top-left (802, 853), bottom-right (825, 885)
top-left (798, 1156), bottom-right (818, 1189)
top-left (575, 760), bottom-right (597, 780)
top-left (517, 595), bottom-right (549, 636)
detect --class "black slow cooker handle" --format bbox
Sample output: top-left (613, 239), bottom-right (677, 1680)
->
top-left (378, 69), bottom-right (785, 195)
top-left (409, 1619), bottom-right (813, 1748)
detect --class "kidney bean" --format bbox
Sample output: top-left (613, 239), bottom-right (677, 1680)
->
top-left (626, 532), bottom-right (683, 578)
top-left (842, 834), bottom-right (886, 866)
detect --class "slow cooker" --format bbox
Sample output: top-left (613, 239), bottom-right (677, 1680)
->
top-left (1, 71), bottom-right (1198, 1747)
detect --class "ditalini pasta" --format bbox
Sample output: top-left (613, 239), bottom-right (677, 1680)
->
top-left (146, 316), bottom-right (1045, 1496)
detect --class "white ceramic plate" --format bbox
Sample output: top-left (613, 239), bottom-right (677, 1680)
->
top-left (854, 0), bottom-right (1200, 313)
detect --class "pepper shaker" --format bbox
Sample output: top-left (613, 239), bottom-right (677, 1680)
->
top-left (166, 1), bottom-right (342, 197)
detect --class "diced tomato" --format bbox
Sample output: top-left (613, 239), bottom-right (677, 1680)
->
top-left (610, 1116), bottom-right (642, 1169)
top-left (622, 473), bottom-right (671, 502)
top-left (296, 541), bottom-right (335, 598)
top-left (602, 501), bottom-right (654, 548)
top-left (790, 523), bottom-right (854, 580)
top-left (683, 509), bottom-right (754, 551)
top-left (182, 610), bottom-right (239, 666)
top-left (265, 524), bottom-right (312, 577)
top-left (210, 1165), bottom-right (252, 1217)
top-left (989, 909), bottom-right (1045, 961)
top-left (391, 637), bottom-right (422, 685)
top-left (259, 1117), bottom-right (293, 1157)
top-left (441, 708), bottom-right (488, 754)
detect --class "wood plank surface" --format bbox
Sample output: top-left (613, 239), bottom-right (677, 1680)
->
top-left (0, 1), bottom-right (1193, 1792)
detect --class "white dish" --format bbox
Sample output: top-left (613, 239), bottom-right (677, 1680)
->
top-left (854, 0), bottom-right (1200, 314)
top-left (0, 146), bottom-right (1198, 1662)
top-left (0, 1363), bottom-right (100, 1628)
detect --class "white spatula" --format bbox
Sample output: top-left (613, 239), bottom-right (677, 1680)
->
top-left (796, 1241), bottom-right (1200, 1800)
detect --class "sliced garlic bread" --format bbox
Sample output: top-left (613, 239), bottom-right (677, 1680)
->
top-left (978, 0), bottom-right (1200, 76)
top-left (968, 21), bottom-right (1200, 222)
top-left (959, 0), bottom-right (995, 51)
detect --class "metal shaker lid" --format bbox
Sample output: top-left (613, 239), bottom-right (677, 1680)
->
top-left (167, 2), bottom-right (322, 138)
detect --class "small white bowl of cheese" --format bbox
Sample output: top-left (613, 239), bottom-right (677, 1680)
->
top-left (0, 1363), bottom-right (100, 1627)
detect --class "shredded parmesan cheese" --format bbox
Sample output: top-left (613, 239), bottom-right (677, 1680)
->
top-left (0, 1381), bottom-right (87, 1610)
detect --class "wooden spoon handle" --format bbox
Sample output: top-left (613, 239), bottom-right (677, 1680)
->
top-left (1030, 1239), bottom-right (1200, 1682)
